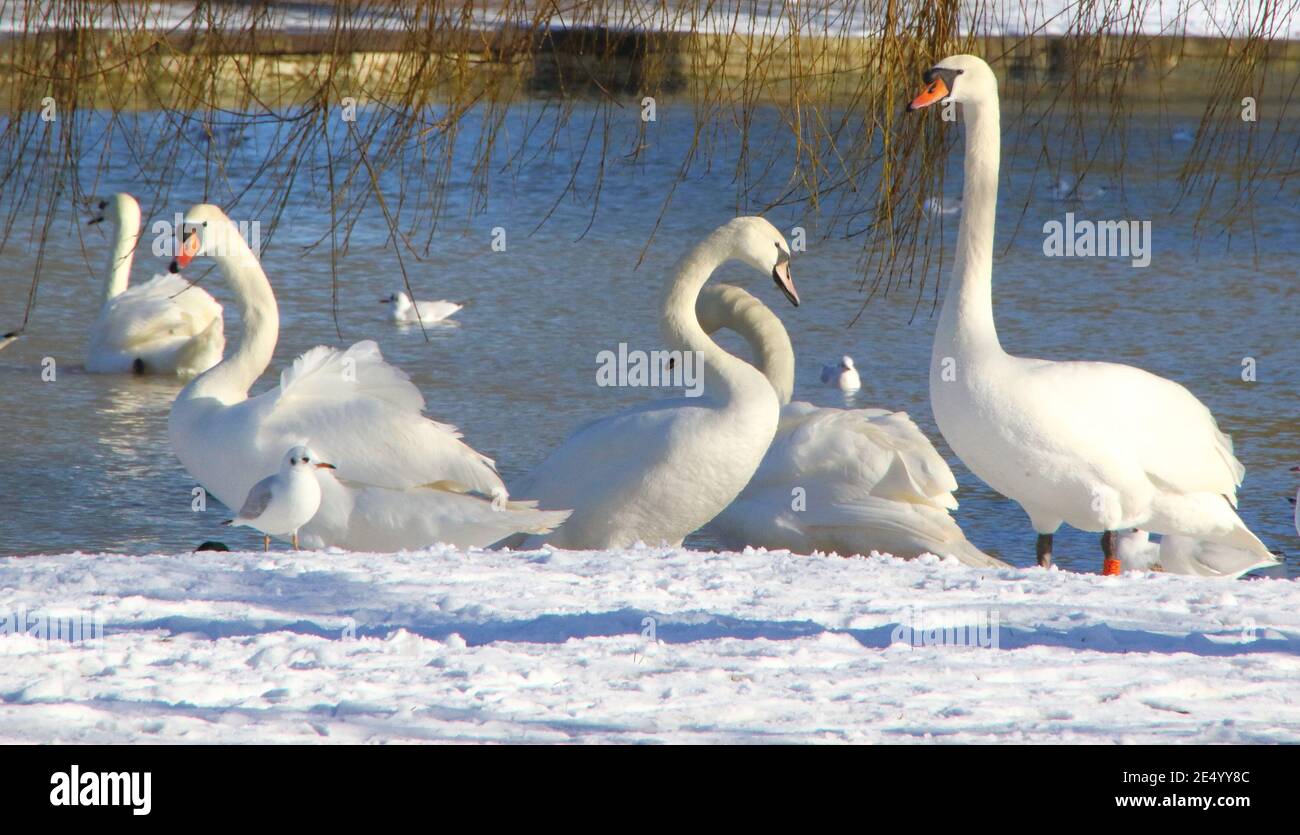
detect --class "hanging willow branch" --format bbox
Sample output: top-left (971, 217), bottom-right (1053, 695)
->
top-left (0, 0), bottom-right (1295, 333)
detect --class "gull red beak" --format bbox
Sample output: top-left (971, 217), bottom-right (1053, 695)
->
top-left (317, 462), bottom-right (336, 470)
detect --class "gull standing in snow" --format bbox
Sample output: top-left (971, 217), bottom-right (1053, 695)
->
top-left (381, 291), bottom-right (462, 325)
top-left (821, 355), bottom-right (861, 392)
top-left (227, 445), bottom-right (334, 550)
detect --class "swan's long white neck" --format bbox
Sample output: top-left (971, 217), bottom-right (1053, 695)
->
top-left (936, 95), bottom-right (1004, 360)
top-left (178, 229), bottom-right (278, 405)
top-left (102, 212), bottom-right (139, 303)
top-left (661, 232), bottom-right (770, 403)
top-left (696, 284), bottom-right (795, 405)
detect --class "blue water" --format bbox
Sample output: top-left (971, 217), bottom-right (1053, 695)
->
top-left (0, 101), bottom-right (1296, 571)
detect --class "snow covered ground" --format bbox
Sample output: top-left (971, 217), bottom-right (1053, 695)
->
top-left (2, 545), bottom-right (1298, 743)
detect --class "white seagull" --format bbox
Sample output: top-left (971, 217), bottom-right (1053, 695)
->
top-left (86, 193), bottom-right (225, 376)
top-left (908, 54), bottom-right (1276, 575)
top-left (0, 330), bottom-right (20, 352)
top-left (820, 355), bottom-right (861, 392)
top-left (1290, 465), bottom-right (1299, 538)
top-left (381, 291), bottom-right (462, 325)
top-left (227, 445), bottom-right (335, 550)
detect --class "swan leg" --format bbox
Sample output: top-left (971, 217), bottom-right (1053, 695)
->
top-left (263, 534), bottom-right (270, 552)
top-left (1101, 530), bottom-right (1120, 575)
top-left (1035, 534), bottom-right (1053, 568)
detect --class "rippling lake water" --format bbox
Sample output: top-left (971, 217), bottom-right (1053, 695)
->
top-left (1, 101), bottom-right (1296, 572)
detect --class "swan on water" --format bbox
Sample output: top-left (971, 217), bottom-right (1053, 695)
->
top-left (166, 204), bottom-right (569, 551)
top-left (908, 54), bottom-right (1276, 576)
top-left (507, 217), bottom-right (798, 550)
top-left (85, 193), bottom-right (225, 377)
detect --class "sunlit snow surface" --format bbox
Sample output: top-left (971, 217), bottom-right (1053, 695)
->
top-left (2, 546), bottom-right (1297, 743)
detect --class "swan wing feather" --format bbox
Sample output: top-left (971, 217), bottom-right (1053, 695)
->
top-left (258, 340), bottom-right (503, 496)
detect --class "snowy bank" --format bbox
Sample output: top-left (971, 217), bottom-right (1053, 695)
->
top-left (1, 546), bottom-right (1298, 743)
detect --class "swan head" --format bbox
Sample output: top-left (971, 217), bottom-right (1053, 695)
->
top-left (168, 203), bottom-right (248, 273)
top-left (284, 444), bottom-right (336, 472)
top-left (725, 216), bottom-right (798, 307)
top-left (906, 54), bottom-right (996, 112)
top-left (88, 193), bottom-right (140, 230)
top-left (840, 355), bottom-right (855, 370)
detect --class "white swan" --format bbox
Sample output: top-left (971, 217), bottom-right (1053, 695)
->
top-left (508, 217), bottom-right (798, 550)
top-left (166, 204), bottom-right (569, 551)
top-left (697, 284), bottom-right (1006, 568)
top-left (909, 55), bottom-right (1276, 575)
top-left (86, 193), bottom-right (225, 377)
top-left (1116, 529), bottom-right (1276, 579)
top-left (382, 291), bottom-right (462, 325)
top-left (820, 355), bottom-right (861, 391)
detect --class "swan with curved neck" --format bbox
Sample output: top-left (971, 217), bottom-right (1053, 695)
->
top-left (167, 204), bottom-right (569, 550)
top-left (696, 284), bottom-right (1005, 567)
top-left (85, 193), bottom-right (225, 376)
top-left (909, 55), bottom-right (1276, 575)
top-left (509, 217), bottom-right (798, 550)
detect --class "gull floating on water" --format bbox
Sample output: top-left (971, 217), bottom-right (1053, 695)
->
top-left (924, 196), bottom-right (962, 217)
top-left (0, 330), bottom-right (20, 352)
top-left (226, 445), bottom-right (335, 551)
top-left (821, 355), bottom-right (861, 392)
top-left (381, 291), bottom-right (463, 325)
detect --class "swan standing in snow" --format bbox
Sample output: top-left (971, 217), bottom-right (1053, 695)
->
top-left (820, 355), bottom-right (861, 391)
top-left (1115, 529), bottom-right (1275, 579)
top-left (508, 217), bottom-right (798, 550)
top-left (381, 290), bottom-right (462, 325)
top-left (227, 445), bottom-right (335, 551)
top-left (167, 204), bottom-right (569, 550)
top-left (697, 284), bottom-right (1005, 568)
top-left (86, 193), bottom-right (225, 376)
top-left (909, 55), bottom-right (1276, 575)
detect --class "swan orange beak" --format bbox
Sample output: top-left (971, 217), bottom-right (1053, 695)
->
top-left (907, 77), bottom-right (949, 112)
top-left (772, 261), bottom-right (799, 307)
top-left (170, 229), bottom-right (200, 272)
